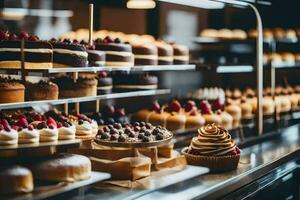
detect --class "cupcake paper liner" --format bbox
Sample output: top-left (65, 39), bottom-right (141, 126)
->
top-left (181, 147), bottom-right (240, 173)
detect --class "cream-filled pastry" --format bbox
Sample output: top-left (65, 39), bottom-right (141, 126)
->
top-left (18, 125), bottom-right (39, 144)
top-left (0, 120), bottom-right (18, 145)
top-left (57, 122), bottom-right (76, 140)
top-left (36, 121), bottom-right (58, 142)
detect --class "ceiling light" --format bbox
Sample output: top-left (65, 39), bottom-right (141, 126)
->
top-left (127, 0), bottom-right (156, 9)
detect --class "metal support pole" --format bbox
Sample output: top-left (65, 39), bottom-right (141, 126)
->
top-left (248, 4), bottom-right (263, 135)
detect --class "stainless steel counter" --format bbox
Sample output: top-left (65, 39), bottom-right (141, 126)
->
top-left (67, 124), bottom-right (300, 200)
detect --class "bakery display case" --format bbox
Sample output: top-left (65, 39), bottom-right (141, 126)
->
top-left (1, 0), bottom-right (300, 199)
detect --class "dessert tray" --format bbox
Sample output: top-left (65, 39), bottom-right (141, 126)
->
top-left (3, 171), bottom-right (111, 200)
top-left (94, 123), bottom-right (174, 148)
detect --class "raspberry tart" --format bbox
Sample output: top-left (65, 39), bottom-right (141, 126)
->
top-left (182, 124), bottom-right (240, 172)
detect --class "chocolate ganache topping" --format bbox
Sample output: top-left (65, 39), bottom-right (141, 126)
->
top-left (189, 124), bottom-right (237, 156)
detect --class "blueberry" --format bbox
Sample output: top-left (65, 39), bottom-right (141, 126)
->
top-left (138, 133), bottom-right (144, 139)
top-left (78, 120), bottom-right (84, 125)
top-left (101, 133), bottom-right (109, 139)
top-left (142, 136), bottom-right (150, 142)
top-left (144, 130), bottom-right (151, 136)
top-left (156, 133), bottom-right (164, 140)
top-left (118, 135), bottom-right (126, 142)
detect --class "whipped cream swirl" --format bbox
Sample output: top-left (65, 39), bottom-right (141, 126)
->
top-left (189, 124), bottom-right (236, 156)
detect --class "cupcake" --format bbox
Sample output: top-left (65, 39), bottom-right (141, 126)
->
top-left (182, 124), bottom-right (240, 172)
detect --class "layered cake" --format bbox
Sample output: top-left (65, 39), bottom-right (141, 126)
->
top-left (183, 124), bottom-right (240, 172)
top-left (81, 41), bottom-right (106, 67)
top-left (155, 41), bottom-right (174, 65)
top-left (25, 80), bottom-right (59, 101)
top-left (95, 37), bottom-right (134, 67)
top-left (50, 38), bottom-right (88, 68)
top-left (113, 74), bottom-right (158, 91)
top-left (0, 77), bottom-right (25, 103)
top-left (172, 43), bottom-right (189, 64)
top-left (52, 75), bottom-right (97, 98)
top-left (97, 71), bottom-right (112, 94)
top-left (0, 31), bottom-right (53, 69)
top-left (132, 43), bottom-right (158, 65)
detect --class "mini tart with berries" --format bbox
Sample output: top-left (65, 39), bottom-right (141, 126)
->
top-left (95, 37), bottom-right (134, 67)
top-left (0, 120), bottom-right (18, 145)
top-left (36, 119), bottom-right (58, 142)
top-left (50, 38), bottom-right (88, 68)
top-left (94, 122), bottom-right (173, 147)
top-left (57, 121), bottom-right (76, 140)
top-left (165, 100), bottom-right (186, 131)
top-left (184, 100), bottom-right (205, 129)
top-left (0, 31), bottom-right (53, 69)
top-left (16, 118), bottom-right (39, 144)
top-left (199, 100), bottom-right (222, 126)
top-left (182, 124), bottom-right (240, 172)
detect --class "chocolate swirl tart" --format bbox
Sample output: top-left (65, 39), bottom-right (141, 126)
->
top-left (182, 124), bottom-right (240, 172)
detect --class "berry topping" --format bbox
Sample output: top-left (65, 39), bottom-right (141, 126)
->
top-left (63, 38), bottom-right (71, 43)
top-left (17, 117), bottom-right (28, 128)
top-left (78, 120), bottom-right (84, 125)
top-left (12, 125), bottom-right (19, 131)
top-left (199, 100), bottom-right (212, 114)
top-left (110, 128), bottom-right (118, 135)
top-left (98, 71), bottom-right (108, 78)
top-left (0, 31), bottom-right (9, 40)
top-left (28, 125), bottom-right (34, 131)
top-left (57, 122), bottom-right (63, 128)
top-left (236, 147), bottom-right (241, 154)
top-left (142, 136), bottom-right (150, 142)
top-left (115, 108), bottom-right (126, 117)
top-left (47, 117), bottom-right (57, 126)
top-left (169, 100), bottom-right (182, 112)
top-left (33, 114), bottom-right (43, 121)
top-left (156, 133), bottom-right (164, 140)
top-left (213, 98), bottom-right (224, 111)
top-left (37, 122), bottom-right (47, 130)
top-left (0, 124), bottom-right (3, 131)
top-left (73, 39), bottom-right (79, 44)
top-left (151, 101), bottom-right (161, 113)
top-left (9, 33), bottom-right (17, 41)
top-left (144, 130), bottom-right (151, 136)
top-left (28, 35), bottom-right (39, 41)
top-left (48, 124), bottom-right (55, 129)
top-left (1, 119), bottom-right (10, 129)
top-left (185, 100), bottom-right (196, 112)
top-left (4, 126), bottom-right (11, 132)
top-left (63, 122), bottom-right (70, 128)
top-left (19, 31), bottom-right (29, 40)
top-left (103, 36), bottom-right (113, 43)
top-left (216, 109), bottom-right (222, 115)
top-left (114, 38), bottom-right (122, 43)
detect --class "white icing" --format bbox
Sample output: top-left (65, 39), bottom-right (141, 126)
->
top-left (105, 61), bottom-right (133, 67)
top-left (39, 128), bottom-right (59, 142)
top-left (0, 48), bottom-right (52, 53)
top-left (103, 50), bottom-right (133, 57)
top-left (134, 54), bottom-right (158, 60)
top-left (18, 128), bottom-right (39, 144)
top-left (91, 120), bottom-right (98, 135)
top-left (97, 85), bottom-right (113, 90)
top-left (75, 121), bottom-right (93, 136)
top-left (173, 55), bottom-right (189, 61)
top-left (54, 49), bottom-right (88, 57)
top-left (58, 125), bottom-right (76, 140)
top-left (0, 129), bottom-right (18, 145)
top-left (158, 56), bottom-right (173, 62)
top-left (114, 84), bottom-right (158, 89)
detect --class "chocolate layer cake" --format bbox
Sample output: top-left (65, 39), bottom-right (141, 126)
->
top-left (172, 44), bottom-right (189, 64)
top-left (25, 80), bottom-right (58, 101)
top-left (95, 37), bottom-right (134, 67)
top-left (97, 72), bottom-right (112, 94)
top-left (52, 76), bottom-right (97, 98)
top-left (50, 39), bottom-right (88, 68)
top-left (133, 43), bottom-right (158, 65)
top-left (155, 41), bottom-right (173, 65)
top-left (0, 32), bottom-right (53, 69)
top-left (0, 77), bottom-right (25, 103)
top-left (80, 40), bottom-right (106, 67)
top-left (113, 74), bottom-right (158, 91)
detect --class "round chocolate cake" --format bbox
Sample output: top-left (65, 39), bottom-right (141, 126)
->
top-left (132, 43), bottom-right (158, 65)
top-left (0, 77), bottom-right (25, 103)
top-left (25, 80), bottom-right (59, 101)
top-left (97, 71), bottom-right (112, 94)
top-left (113, 74), bottom-right (158, 91)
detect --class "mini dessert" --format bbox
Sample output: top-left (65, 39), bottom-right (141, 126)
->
top-left (224, 100), bottom-right (241, 128)
top-left (172, 43), bottom-right (189, 64)
top-left (25, 80), bottom-right (59, 101)
top-left (232, 29), bottom-right (247, 40)
top-left (53, 75), bottom-right (97, 98)
top-left (146, 101), bottom-right (170, 127)
top-left (50, 38), bottom-right (88, 68)
top-left (183, 124), bottom-right (240, 172)
top-left (17, 117), bottom-right (39, 144)
top-left (113, 74), bottom-right (158, 91)
top-left (68, 114), bottom-right (95, 139)
top-left (0, 77), bottom-right (25, 103)
top-left (132, 43), bottom-right (158, 65)
top-left (218, 111), bottom-right (233, 130)
top-left (155, 41), bottom-right (173, 65)
top-left (185, 100), bottom-right (205, 129)
top-left (0, 119), bottom-right (18, 145)
top-left (95, 37), bottom-right (134, 67)
top-left (36, 119), bottom-right (58, 142)
top-left (95, 122), bottom-right (173, 144)
top-left (0, 166), bottom-right (33, 194)
top-left (31, 153), bottom-right (91, 182)
top-left (240, 98), bottom-right (254, 119)
top-left (97, 71), bottom-right (112, 94)
top-left (218, 29), bottom-right (233, 39)
top-left (57, 121), bottom-right (76, 140)
top-left (0, 31), bottom-right (53, 69)
top-left (200, 101), bottom-right (222, 126)
top-left (200, 29), bottom-right (219, 38)
top-left (165, 100), bottom-right (186, 131)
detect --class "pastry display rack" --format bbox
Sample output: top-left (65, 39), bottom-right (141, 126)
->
top-left (3, 171), bottom-right (110, 200)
